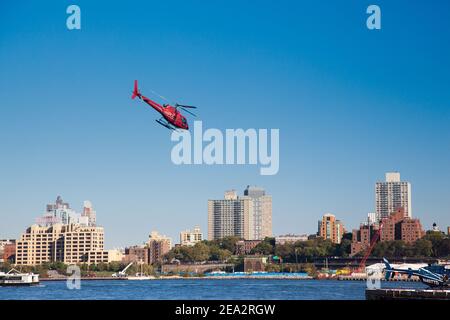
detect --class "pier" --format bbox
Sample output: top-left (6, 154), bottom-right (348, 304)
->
top-left (366, 288), bottom-right (450, 300)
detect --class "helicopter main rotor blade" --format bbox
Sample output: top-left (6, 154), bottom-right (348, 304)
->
top-left (175, 103), bottom-right (197, 109)
top-left (180, 107), bottom-right (197, 117)
top-left (150, 89), bottom-right (173, 104)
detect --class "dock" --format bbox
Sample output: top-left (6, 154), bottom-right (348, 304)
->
top-left (366, 288), bottom-right (450, 300)
top-left (338, 275), bottom-right (419, 282)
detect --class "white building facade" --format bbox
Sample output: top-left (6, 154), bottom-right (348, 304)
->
top-left (376, 172), bottom-right (412, 219)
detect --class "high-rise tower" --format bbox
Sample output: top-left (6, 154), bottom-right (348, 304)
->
top-left (376, 172), bottom-right (412, 219)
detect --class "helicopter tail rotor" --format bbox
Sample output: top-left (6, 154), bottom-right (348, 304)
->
top-left (131, 80), bottom-right (141, 99)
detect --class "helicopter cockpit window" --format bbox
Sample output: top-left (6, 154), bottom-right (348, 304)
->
top-left (182, 118), bottom-right (187, 124)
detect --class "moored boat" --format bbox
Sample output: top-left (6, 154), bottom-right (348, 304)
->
top-left (127, 273), bottom-right (155, 280)
top-left (0, 269), bottom-right (39, 286)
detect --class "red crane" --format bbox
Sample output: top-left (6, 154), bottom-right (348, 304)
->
top-left (357, 220), bottom-right (384, 273)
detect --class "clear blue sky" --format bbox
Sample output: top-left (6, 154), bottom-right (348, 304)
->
top-left (1, 1), bottom-right (449, 248)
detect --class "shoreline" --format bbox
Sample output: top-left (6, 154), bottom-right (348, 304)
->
top-left (39, 276), bottom-right (420, 282)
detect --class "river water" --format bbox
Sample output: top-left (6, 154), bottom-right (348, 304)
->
top-left (0, 279), bottom-right (426, 300)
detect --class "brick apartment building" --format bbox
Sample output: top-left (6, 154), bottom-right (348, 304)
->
top-left (0, 239), bottom-right (16, 263)
top-left (124, 231), bottom-right (172, 265)
top-left (235, 240), bottom-right (262, 255)
top-left (351, 207), bottom-right (425, 256)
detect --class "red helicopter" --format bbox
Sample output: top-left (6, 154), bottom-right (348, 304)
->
top-left (131, 80), bottom-right (197, 130)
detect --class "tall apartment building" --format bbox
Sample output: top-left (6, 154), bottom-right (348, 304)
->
top-left (16, 224), bottom-right (67, 265)
top-left (147, 231), bottom-right (172, 264)
top-left (367, 212), bottom-right (377, 225)
top-left (208, 187), bottom-right (272, 241)
top-left (15, 223), bottom-right (106, 265)
top-left (208, 190), bottom-right (251, 240)
top-left (318, 213), bottom-right (345, 244)
top-left (63, 225), bottom-right (105, 264)
top-left (180, 226), bottom-right (203, 246)
top-left (376, 172), bottom-right (412, 219)
top-left (244, 186), bottom-right (273, 240)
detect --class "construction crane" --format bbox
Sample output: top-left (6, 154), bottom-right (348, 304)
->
top-left (356, 220), bottom-right (384, 273)
top-left (112, 262), bottom-right (134, 278)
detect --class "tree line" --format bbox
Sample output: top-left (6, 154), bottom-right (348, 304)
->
top-left (2, 231), bottom-right (449, 274)
top-left (164, 231), bottom-right (450, 264)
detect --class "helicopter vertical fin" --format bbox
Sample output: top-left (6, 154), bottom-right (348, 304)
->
top-left (383, 257), bottom-right (392, 280)
top-left (131, 80), bottom-right (140, 99)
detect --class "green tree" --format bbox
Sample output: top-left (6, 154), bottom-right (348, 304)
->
top-left (372, 240), bottom-right (408, 258)
top-left (250, 238), bottom-right (275, 255)
top-left (274, 243), bottom-right (295, 261)
top-left (97, 263), bottom-right (108, 272)
top-left (191, 242), bottom-right (210, 262)
top-left (334, 238), bottom-right (352, 257)
top-left (214, 236), bottom-right (241, 253)
top-left (265, 264), bottom-right (281, 272)
top-left (436, 239), bottom-right (450, 258)
top-left (0, 261), bottom-right (12, 272)
top-left (342, 232), bottom-right (353, 241)
top-left (423, 231), bottom-right (445, 257)
top-left (209, 246), bottom-right (231, 261)
top-left (413, 239), bottom-right (433, 257)
top-left (108, 261), bottom-right (123, 272)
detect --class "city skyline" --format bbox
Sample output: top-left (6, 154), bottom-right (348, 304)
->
top-left (2, 173), bottom-right (448, 249)
top-left (1, 1), bottom-right (449, 248)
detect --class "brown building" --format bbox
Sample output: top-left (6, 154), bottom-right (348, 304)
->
top-left (351, 207), bottom-right (425, 256)
top-left (318, 213), bottom-right (345, 244)
top-left (0, 240), bottom-right (16, 263)
top-left (379, 208), bottom-right (405, 242)
top-left (148, 231), bottom-right (172, 264)
top-left (380, 208), bottom-right (425, 242)
top-left (401, 219), bottom-right (425, 243)
top-left (3, 243), bottom-right (16, 263)
top-left (124, 231), bottom-right (172, 265)
top-left (351, 224), bottom-right (378, 256)
top-left (124, 246), bottom-right (149, 263)
top-left (235, 240), bottom-right (262, 255)
top-left (243, 257), bottom-right (267, 272)
top-left (148, 241), bottom-right (170, 264)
